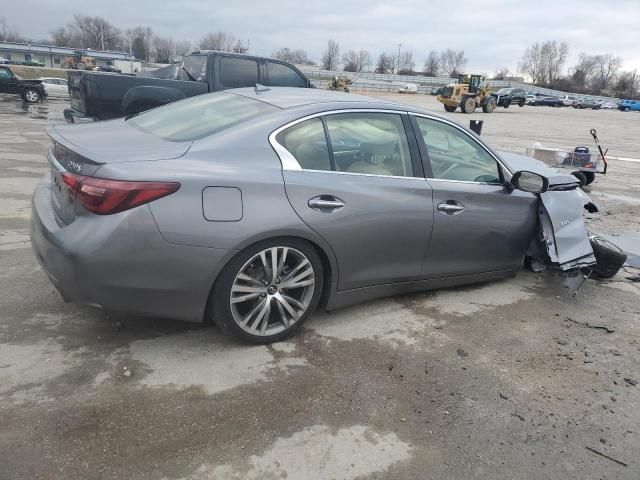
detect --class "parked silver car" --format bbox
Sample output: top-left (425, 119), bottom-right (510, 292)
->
top-left (32, 87), bottom-right (606, 343)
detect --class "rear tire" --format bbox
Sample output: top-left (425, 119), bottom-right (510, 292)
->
top-left (503, 99), bottom-right (511, 109)
top-left (518, 100), bottom-right (525, 107)
top-left (22, 88), bottom-right (41, 103)
top-left (572, 171), bottom-right (587, 187)
top-left (461, 96), bottom-right (476, 113)
top-left (589, 235), bottom-right (627, 279)
top-left (444, 105), bottom-right (457, 112)
top-left (209, 238), bottom-right (323, 344)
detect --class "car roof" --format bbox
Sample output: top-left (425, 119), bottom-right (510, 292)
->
top-left (229, 87), bottom-right (394, 109)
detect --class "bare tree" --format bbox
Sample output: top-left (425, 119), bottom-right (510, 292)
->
top-left (570, 53), bottom-right (598, 89)
top-left (124, 27), bottom-right (153, 62)
top-left (439, 49), bottom-right (467, 77)
top-left (493, 67), bottom-right (511, 80)
top-left (273, 48), bottom-right (314, 65)
top-left (614, 70), bottom-right (639, 99)
top-left (423, 50), bottom-right (439, 76)
top-left (50, 26), bottom-right (79, 47)
top-left (342, 50), bottom-right (371, 72)
top-left (231, 40), bottom-right (248, 54)
top-left (592, 54), bottom-right (622, 94)
top-left (199, 32), bottom-right (236, 51)
top-left (321, 39), bottom-right (340, 71)
top-left (174, 40), bottom-right (192, 56)
top-left (540, 40), bottom-right (569, 85)
top-left (398, 51), bottom-right (415, 73)
top-left (375, 52), bottom-right (395, 74)
top-left (153, 36), bottom-right (175, 63)
top-left (0, 16), bottom-right (24, 42)
top-left (70, 14), bottom-right (122, 51)
top-left (521, 43), bottom-right (543, 83)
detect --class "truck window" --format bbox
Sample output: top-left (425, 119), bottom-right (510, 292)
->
top-left (219, 57), bottom-right (259, 88)
top-left (0, 68), bottom-right (13, 81)
top-left (266, 62), bottom-right (307, 87)
top-left (179, 56), bottom-right (208, 82)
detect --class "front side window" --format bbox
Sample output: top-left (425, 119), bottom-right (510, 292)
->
top-left (0, 69), bottom-right (12, 81)
top-left (325, 113), bottom-right (413, 177)
top-left (414, 116), bottom-right (500, 183)
top-left (266, 62), bottom-right (306, 87)
top-left (276, 118), bottom-right (331, 171)
top-left (219, 57), bottom-right (259, 88)
top-left (128, 92), bottom-right (277, 142)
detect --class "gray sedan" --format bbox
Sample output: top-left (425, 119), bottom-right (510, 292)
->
top-left (31, 87), bottom-right (597, 343)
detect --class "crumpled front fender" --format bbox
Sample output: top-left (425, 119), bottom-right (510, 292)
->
top-left (535, 188), bottom-right (597, 270)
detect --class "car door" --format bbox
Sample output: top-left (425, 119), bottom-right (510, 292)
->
top-left (411, 114), bottom-right (539, 278)
top-left (274, 110), bottom-right (434, 291)
top-left (0, 67), bottom-right (19, 94)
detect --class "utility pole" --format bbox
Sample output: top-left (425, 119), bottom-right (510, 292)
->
top-left (397, 43), bottom-right (401, 74)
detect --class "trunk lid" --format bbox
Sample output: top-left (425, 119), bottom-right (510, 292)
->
top-left (46, 120), bottom-right (191, 225)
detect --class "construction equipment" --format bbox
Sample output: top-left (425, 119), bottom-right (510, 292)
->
top-left (62, 51), bottom-right (97, 70)
top-left (437, 74), bottom-right (496, 114)
top-left (328, 76), bottom-right (352, 93)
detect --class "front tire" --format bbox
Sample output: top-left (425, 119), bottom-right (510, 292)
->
top-left (584, 172), bottom-right (596, 185)
top-left (22, 88), bottom-right (41, 103)
top-left (461, 96), bottom-right (476, 113)
top-left (443, 105), bottom-right (457, 112)
top-left (589, 235), bottom-right (627, 279)
top-left (572, 171), bottom-right (587, 187)
top-left (209, 238), bottom-right (323, 344)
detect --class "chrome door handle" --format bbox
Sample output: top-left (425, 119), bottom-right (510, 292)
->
top-left (308, 196), bottom-right (346, 212)
top-left (437, 201), bottom-right (465, 215)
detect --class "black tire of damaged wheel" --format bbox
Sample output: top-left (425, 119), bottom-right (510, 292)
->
top-left (572, 171), bottom-right (587, 187)
top-left (588, 235), bottom-right (627, 279)
top-left (444, 105), bottom-right (457, 112)
top-left (584, 172), bottom-right (596, 185)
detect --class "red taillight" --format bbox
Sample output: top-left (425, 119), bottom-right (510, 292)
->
top-left (61, 172), bottom-right (180, 215)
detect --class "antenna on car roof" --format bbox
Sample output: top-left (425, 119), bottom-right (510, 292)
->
top-left (254, 84), bottom-right (271, 93)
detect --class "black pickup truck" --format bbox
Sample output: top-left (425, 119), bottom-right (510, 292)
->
top-left (64, 51), bottom-right (313, 123)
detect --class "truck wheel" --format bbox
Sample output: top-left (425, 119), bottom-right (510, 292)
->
top-left (518, 100), bottom-right (525, 107)
top-left (624, 107), bottom-right (630, 112)
top-left (584, 172), bottom-right (596, 185)
top-left (443, 105), bottom-right (457, 112)
top-left (572, 171), bottom-right (587, 187)
top-left (482, 97), bottom-right (496, 113)
top-left (503, 99), bottom-right (511, 108)
top-left (461, 96), bottom-right (476, 114)
top-left (22, 88), bottom-right (41, 103)
top-left (589, 235), bottom-right (627, 279)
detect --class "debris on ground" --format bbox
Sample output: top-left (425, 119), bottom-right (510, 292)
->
top-left (585, 446), bottom-right (628, 467)
top-left (565, 317), bottom-right (615, 333)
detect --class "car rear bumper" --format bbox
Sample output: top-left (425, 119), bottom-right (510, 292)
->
top-left (30, 175), bottom-right (231, 322)
top-left (63, 108), bottom-right (97, 124)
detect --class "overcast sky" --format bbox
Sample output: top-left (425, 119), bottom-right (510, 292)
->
top-left (5, 0), bottom-right (640, 73)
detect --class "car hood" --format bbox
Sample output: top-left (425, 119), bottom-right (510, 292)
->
top-left (498, 151), bottom-right (578, 187)
top-left (46, 119), bottom-right (192, 164)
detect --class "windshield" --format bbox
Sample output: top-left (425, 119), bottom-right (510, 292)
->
top-left (127, 92), bottom-right (278, 142)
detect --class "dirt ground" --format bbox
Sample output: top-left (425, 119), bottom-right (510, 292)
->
top-left (0, 94), bottom-right (639, 480)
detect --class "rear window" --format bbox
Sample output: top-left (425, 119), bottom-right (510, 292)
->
top-left (266, 62), bottom-right (307, 87)
top-left (127, 92), bottom-right (277, 142)
top-left (219, 57), bottom-right (259, 88)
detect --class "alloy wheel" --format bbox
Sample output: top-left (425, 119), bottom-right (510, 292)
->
top-left (229, 246), bottom-right (315, 336)
top-left (25, 90), bottom-right (39, 102)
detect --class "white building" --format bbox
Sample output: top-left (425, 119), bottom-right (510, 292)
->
top-left (0, 41), bottom-right (134, 68)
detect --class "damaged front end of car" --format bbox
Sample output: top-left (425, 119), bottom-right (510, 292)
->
top-left (500, 151), bottom-right (624, 293)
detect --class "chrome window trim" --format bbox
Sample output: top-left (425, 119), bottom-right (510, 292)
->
top-left (268, 108), bottom-right (413, 175)
top-left (409, 112), bottom-right (513, 176)
top-left (289, 168), bottom-right (430, 182)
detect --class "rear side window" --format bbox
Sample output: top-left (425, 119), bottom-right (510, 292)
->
top-left (266, 62), bottom-right (307, 87)
top-left (127, 92), bottom-right (277, 141)
top-left (219, 57), bottom-right (259, 88)
top-left (276, 119), bottom-right (331, 171)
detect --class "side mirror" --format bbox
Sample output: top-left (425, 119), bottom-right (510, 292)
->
top-left (510, 170), bottom-right (549, 194)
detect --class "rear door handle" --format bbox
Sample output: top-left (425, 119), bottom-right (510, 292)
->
top-left (308, 196), bottom-right (346, 212)
top-left (437, 201), bottom-right (465, 215)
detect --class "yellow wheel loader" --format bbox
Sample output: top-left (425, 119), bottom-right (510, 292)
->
top-left (437, 74), bottom-right (496, 113)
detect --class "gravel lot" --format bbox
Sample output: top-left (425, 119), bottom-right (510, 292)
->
top-left (1, 94), bottom-right (639, 479)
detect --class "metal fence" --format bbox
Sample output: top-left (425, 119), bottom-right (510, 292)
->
top-left (298, 66), bottom-right (619, 103)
